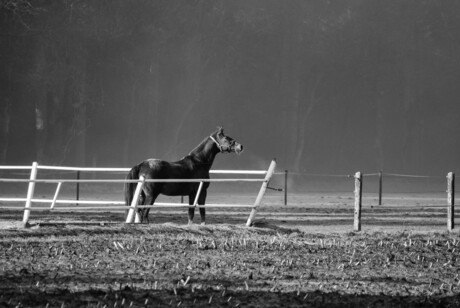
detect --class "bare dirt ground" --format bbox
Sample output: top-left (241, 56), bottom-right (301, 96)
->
top-left (1, 191), bottom-right (460, 307)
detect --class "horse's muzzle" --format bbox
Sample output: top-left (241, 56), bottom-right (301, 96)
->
top-left (234, 143), bottom-right (243, 154)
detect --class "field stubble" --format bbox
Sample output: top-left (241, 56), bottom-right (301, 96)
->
top-left (1, 192), bottom-right (460, 307)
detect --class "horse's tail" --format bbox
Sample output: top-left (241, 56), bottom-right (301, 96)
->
top-left (125, 164), bottom-right (141, 206)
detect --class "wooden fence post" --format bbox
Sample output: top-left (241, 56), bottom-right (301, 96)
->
top-left (76, 171), bottom-right (80, 205)
top-left (447, 172), bottom-right (455, 231)
top-left (50, 182), bottom-right (63, 209)
top-left (23, 161), bottom-right (38, 225)
top-left (246, 160), bottom-right (277, 227)
top-left (193, 182), bottom-right (204, 207)
top-left (378, 170), bottom-right (383, 206)
top-left (354, 171), bottom-right (362, 231)
top-left (284, 170), bottom-right (288, 206)
top-left (126, 176), bottom-right (145, 224)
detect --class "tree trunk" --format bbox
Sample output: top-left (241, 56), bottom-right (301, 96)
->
top-left (0, 100), bottom-right (11, 165)
top-left (33, 41), bottom-right (48, 163)
top-left (402, 58), bottom-right (421, 172)
top-left (148, 50), bottom-right (161, 155)
top-left (169, 35), bottom-right (203, 157)
top-left (292, 73), bottom-right (322, 172)
top-left (73, 67), bottom-right (87, 166)
top-left (278, 4), bottom-right (302, 170)
top-left (123, 82), bottom-right (138, 165)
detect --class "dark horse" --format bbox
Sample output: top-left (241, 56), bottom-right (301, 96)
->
top-left (124, 127), bottom-right (243, 224)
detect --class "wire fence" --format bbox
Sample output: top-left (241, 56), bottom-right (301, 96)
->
top-left (0, 164), bottom-right (456, 230)
top-left (280, 170), bottom-right (449, 195)
top-left (0, 167), bottom-right (453, 206)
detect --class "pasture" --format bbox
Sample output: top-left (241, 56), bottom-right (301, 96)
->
top-left (1, 190), bottom-right (460, 307)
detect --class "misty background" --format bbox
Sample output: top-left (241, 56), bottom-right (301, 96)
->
top-left (1, 0), bottom-right (460, 187)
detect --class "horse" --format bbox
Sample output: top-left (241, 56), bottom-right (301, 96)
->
top-left (124, 127), bottom-right (243, 224)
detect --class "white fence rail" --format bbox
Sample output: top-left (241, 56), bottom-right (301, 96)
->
top-left (0, 160), bottom-right (277, 226)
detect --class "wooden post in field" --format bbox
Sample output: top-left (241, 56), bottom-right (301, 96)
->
top-left (23, 162), bottom-right (38, 225)
top-left (50, 182), bottom-right (63, 209)
top-left (354, 171), bottom-right (362, 231)
top-left (378, 170), bottom-right (383, 205)
top-left (447, 172), bottom-right (455, 231)
top-left (126, 176), bottom-right (145, 223)
top-left (246, 160), bottom-right (277, 227)
top-left (193, 182), bottom-right (204, 207)
top-left (76, 171), bottom-right (80, 205)
top-left (284, 170), bottom-right (288, 206)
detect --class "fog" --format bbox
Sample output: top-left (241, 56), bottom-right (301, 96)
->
top-left (1, 0), bottom-right (459, 181)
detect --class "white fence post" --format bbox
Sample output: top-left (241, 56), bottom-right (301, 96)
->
top-left (50, 182), bottom-right (63, 209)
top-left (193, 181), bottom-right (204, 207)
top-left (23, 162), bottom-right (38, 225)
top-left (447, 172), bottom-right (455, 231)
top-left (134, 209), bottom-right (142, 223)
top-left (126, 176), bottom-right (145, 224)
top-left (353, 171), bottom-right (363, 232)
top-left (246, 159), bottom-right (277, 227)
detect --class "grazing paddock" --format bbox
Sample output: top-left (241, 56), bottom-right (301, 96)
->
top-left (1, 191), bottom-right (460, 307)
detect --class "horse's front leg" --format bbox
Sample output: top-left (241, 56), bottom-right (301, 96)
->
top-left (187, 195), bottom-right (195, 225)
top-left (188, 189), bottom-right (207, 225)
top-left (198, 190), bottom-right (207, 225)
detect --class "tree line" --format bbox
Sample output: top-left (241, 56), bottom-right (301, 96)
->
top-left (1, 0), bottom-right (459, 175)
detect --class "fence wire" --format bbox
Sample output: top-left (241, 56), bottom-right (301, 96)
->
top-left (0, 165), bottom-right (455, 210)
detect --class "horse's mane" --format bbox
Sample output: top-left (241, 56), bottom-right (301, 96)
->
top-left (187, 128), bottom-right (222, 157)
top-left (187, 136), bottom-right (211, 157)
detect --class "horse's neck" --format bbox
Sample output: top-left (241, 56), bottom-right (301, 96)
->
top-left (188, 137), bottom-right (218, 168)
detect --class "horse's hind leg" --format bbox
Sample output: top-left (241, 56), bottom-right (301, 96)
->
top-left (141, 189), bottom-right (159, 224)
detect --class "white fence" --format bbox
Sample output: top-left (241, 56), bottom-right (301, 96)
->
top-left (352, 171), bottom-right (456, 231)
top-left (0, 160), bottom-right (277, 226)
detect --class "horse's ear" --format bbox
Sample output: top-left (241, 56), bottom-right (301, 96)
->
top-left (217, 126), bottom-right (224, 136)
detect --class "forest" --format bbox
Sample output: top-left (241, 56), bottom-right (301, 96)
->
top-left (1, 0), bottom-right (460, 176)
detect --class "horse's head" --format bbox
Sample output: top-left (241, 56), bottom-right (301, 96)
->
top-left (210, 127), bottom-right (243, 154)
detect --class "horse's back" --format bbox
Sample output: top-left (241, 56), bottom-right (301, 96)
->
top-left (138, 159), bottom-right (172, 178)
top-left (138, 158), bottom-right (199, 179)
top-left (137, 158), bottom-right (207, 196)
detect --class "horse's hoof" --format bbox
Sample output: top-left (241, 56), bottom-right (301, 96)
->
top-left (200, 222), bottom-right (206, 226)
top-left (188, 221), bottom-right (194, 226)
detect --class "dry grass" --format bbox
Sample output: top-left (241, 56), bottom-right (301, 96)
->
top-left (1, 192), bottom-right (459, 307)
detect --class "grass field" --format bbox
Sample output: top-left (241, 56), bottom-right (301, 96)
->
top-left (1, 190), bottom-right (460, 307)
